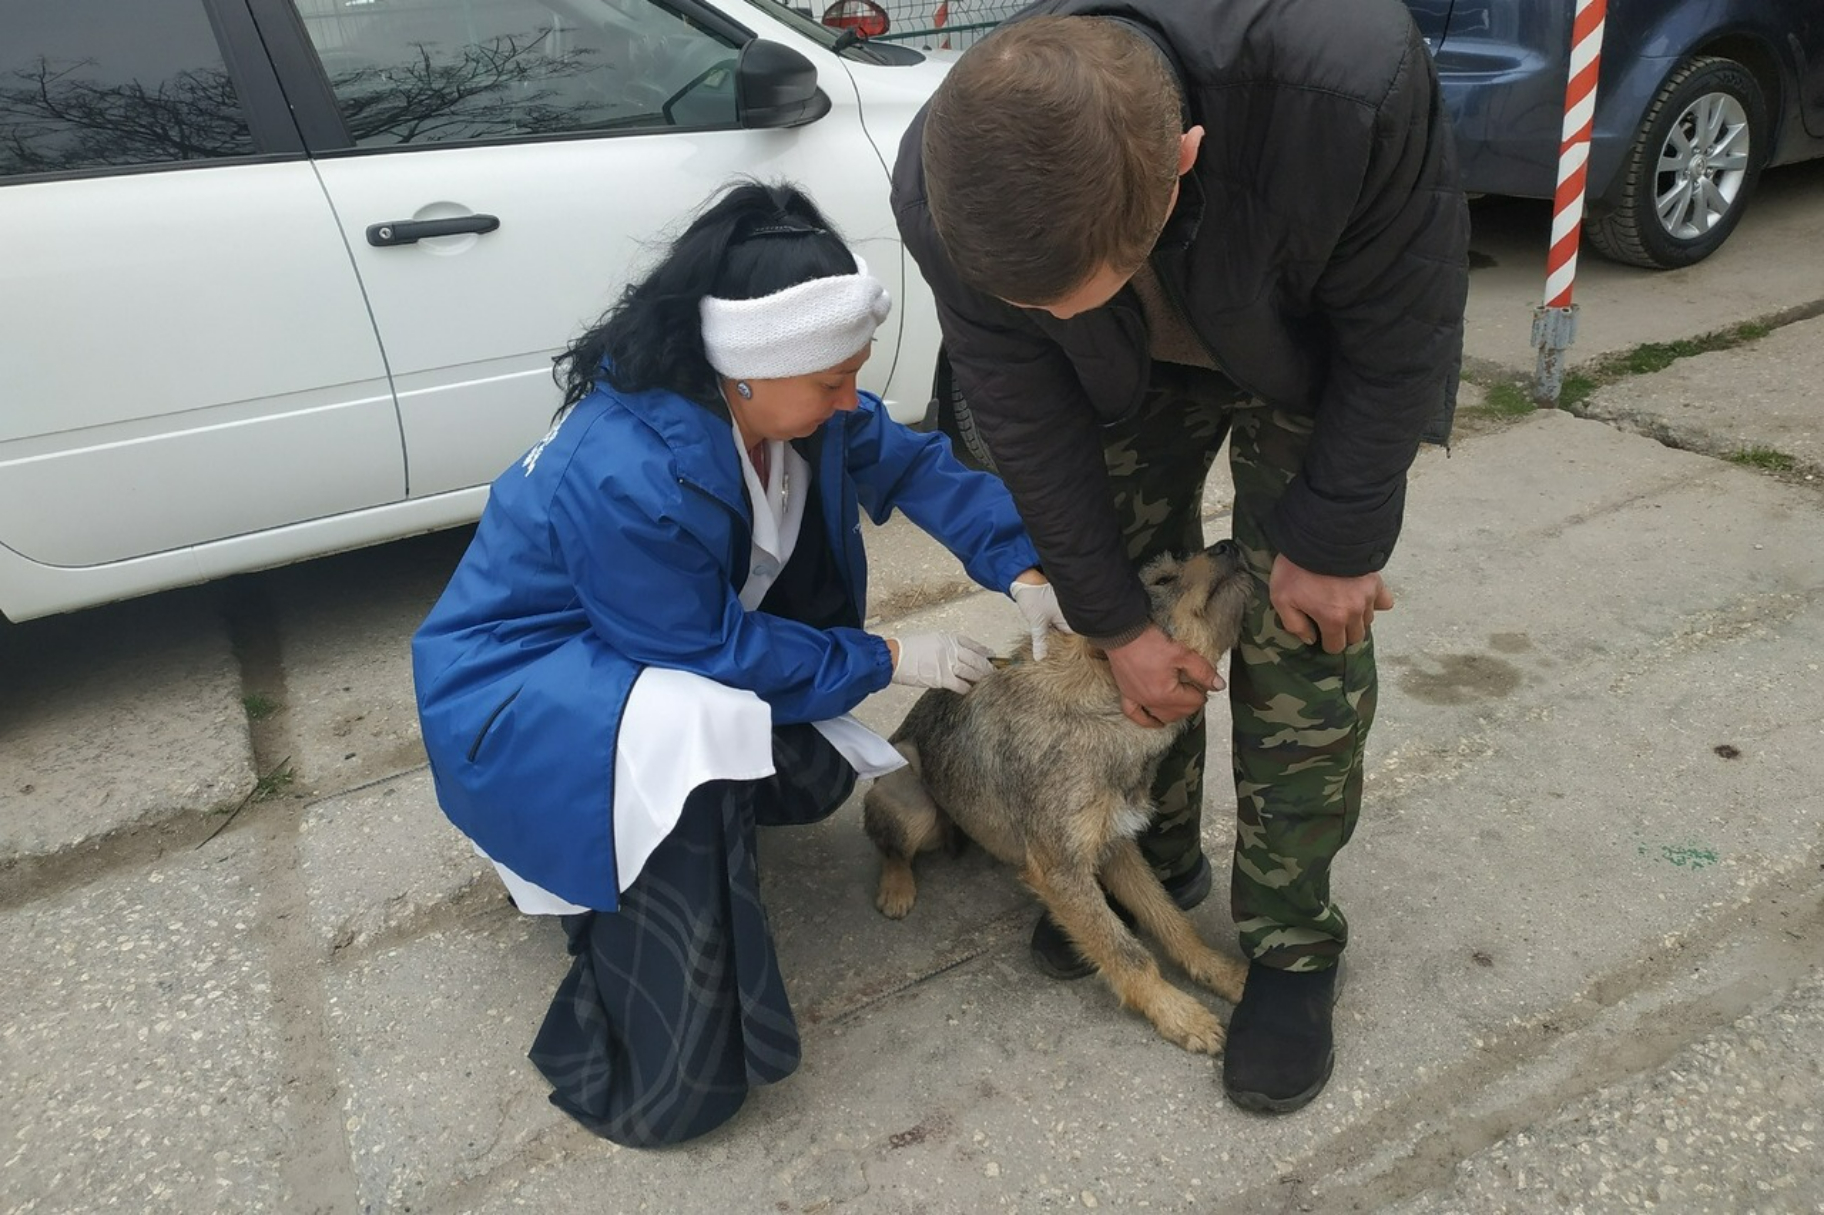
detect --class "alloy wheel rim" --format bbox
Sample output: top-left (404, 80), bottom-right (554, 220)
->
top-left (1654, 90), bottom-right (1751, 240)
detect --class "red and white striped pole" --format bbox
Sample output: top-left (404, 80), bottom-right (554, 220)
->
top-left (1533, 0), bottom-right (1608, 406)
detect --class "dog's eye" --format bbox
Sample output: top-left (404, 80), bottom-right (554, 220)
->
top-left (1149, 572), bottom-right (1178, 587)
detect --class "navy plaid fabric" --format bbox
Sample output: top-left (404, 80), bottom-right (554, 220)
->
top-left (528, 723), bottom-right (856, 1147)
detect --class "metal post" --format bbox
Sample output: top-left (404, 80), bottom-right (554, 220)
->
top-left (1531, 303), bottom-right (1580, 408)
top-left (1535, 0), bottom-right (1607, 407)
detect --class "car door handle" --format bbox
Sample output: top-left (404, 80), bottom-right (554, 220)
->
top-left (365, 215), bottom-right (501, 247)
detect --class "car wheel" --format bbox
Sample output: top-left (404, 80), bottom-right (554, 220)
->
top-left (936, 358), bottom-right (998, 473)
top-left (1585, 57), bottom-right (1768, 270)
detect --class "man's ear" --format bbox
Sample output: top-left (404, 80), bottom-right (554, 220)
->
top-left (1178, 125), bottom-right (1205, 177)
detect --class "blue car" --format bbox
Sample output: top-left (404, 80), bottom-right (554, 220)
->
top-left (1406, 0), bottom-right (1824, 268)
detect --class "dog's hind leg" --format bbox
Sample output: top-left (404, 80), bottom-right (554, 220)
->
top-left (1100, 839), bottom-right (1248, 1006)
top-left (1023, 851), bottom-right (1227, 1055)
top-left (861, 744), bottom-right (949, 919)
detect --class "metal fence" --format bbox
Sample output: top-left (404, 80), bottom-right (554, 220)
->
top-left (774, 0), bottom-right (1023, 52)
top-left (866, 0), bottom-right (1024, 49)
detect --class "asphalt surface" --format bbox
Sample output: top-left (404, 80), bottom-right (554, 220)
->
top-left (4, 172), bottom-right (1823, 1214)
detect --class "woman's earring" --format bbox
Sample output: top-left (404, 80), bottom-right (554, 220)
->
top-left (735, 381), bottom-right (753, 399)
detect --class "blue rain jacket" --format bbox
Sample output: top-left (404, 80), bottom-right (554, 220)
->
top-left (412, 383), bottom-right (1039, 910)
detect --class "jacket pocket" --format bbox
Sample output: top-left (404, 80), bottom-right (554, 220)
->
top-left (466, 688), bottom-right (522, 762)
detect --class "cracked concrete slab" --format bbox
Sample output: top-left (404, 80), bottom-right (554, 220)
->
top-left (298, 770), bottom-right (492, 957)
top-left (254, 531), bottom-right (465, 794)
top-left (319, 912), bottom-right (572, 1213)
top-left (0, 585), bottom-right (252, 870)
top-left (1577, 313), bottom-right (1824, 475)
top-left (0, 837), bottom-right (300, 1213)
top-left (1383, 969), bottom-right (1824, 1214)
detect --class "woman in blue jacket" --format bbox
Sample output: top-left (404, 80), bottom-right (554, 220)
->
top-left (412, 181), bottom-right (1066, 1148)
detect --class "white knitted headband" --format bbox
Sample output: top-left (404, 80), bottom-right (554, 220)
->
top-left (699, 257), bottom-right (891, 380)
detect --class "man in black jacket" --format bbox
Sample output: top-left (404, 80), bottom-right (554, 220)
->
top-left (892, 0), bottom-right (1468, 1113)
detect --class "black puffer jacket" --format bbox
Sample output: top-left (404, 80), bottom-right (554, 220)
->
top-left (892, 0), bottom-right (1470, 643)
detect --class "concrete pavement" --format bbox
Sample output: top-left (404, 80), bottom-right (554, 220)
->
top-left (5, 250), bottom-right (1824, 1211)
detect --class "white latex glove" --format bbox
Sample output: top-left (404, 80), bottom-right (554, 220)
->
top-left (889, 632), bottom-right (994, 693)
top-left (1009, 578), bottom-right (1074, 660)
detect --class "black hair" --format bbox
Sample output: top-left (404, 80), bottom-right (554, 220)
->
top-left (554, 179), bottom-right (857, 414)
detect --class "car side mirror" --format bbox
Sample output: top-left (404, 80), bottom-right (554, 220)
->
top-left (737, 40), bottom-right (832, 128)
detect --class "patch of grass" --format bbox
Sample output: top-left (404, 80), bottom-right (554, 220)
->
top-left (1500, 320), bottom-right (1779, 416)
top-left (1480, 380), bottom-right (1534, 416)
top-left (252, 763), bottom-right (295, 803)
top-left (197, 756), bottom-right (295, 848)
top-left (1588, 320), bottom-right (1774, 383)
top-left (1461, 372), bottom-right (1595, 416)
top-left (1726, 445), bottom-right (1797, 472)
top-left (1618, 342), bottom-right (1683, 376)
top-left (1557, 372), bottom-right (1599, 411)
top-left (243, 693), bottom-right (279, 721)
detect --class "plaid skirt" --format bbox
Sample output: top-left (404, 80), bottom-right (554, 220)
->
top-left (527, 723), bottom-right (856, 1148)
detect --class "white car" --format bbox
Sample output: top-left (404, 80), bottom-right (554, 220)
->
top-left (0, 0), bottom-right (954, 622)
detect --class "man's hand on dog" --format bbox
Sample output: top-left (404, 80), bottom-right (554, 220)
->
top-left (1269, 555), bottom-right (1394, 653)
top-left (1107, 626), bottom-right (1220, 728)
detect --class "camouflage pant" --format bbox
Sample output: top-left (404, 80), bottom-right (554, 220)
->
top-left (1102, 364), bottom-right (1374, 971)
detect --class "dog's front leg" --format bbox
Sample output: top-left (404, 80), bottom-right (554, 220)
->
top-left (1100, 840), bottom-right (1248, 1006)
top-left (1022, 852), bottom-right (1226, 1055)
top-left (862, 749), bottom-right (945, 919)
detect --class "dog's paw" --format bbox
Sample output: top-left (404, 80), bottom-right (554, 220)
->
top-left (873, 857), bottom-right (921, 919)
top-left (875, 876), bottom-right (917, 920)
top-left (1188, 952), bottom-right (1249, 1005)
top-left (1150, 990), bottom-right (1227, 1056)
top-left (875, 888), bottom-right (915, 919)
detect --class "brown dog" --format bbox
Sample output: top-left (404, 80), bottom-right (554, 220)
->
top-left (863, 541), bottom-right (1253, 1053)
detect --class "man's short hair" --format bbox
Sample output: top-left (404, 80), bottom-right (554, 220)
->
top-left (922, 16), bottom-right (1182, 306)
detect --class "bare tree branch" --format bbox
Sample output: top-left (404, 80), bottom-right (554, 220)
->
top-left (1, 33), bottom-right (610, 176)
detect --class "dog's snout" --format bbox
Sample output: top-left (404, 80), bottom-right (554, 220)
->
top-left (1206, 539), bottom-right (1240, 560)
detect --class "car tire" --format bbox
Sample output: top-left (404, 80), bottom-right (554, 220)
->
top-left (935, 358), bottom-right (998, 473)
top-left (1585, 56), bottom-right (1768, 270)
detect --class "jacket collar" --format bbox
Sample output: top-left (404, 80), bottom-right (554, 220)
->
top-left (1101, 13), bottom-right (1196, 128)
top-left (1154, 166), bottom-right (1206, 253)
top-left (611, 377), bottom-right (843, 523)
top-left (605, 376), bottom-right (748, 510)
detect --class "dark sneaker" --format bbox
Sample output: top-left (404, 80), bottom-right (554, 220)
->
top-left (1221, 960), bottom-right (1341, 1114)
top-left (1029, 853), bottom-right (1213, 980)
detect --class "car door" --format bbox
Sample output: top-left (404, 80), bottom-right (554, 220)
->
top-left (255, 0), bottom-right (907, 501)
top-left (0, 0), bottom-right (402, 574)
top-left (1790, 0), bottom-right (1824, 139)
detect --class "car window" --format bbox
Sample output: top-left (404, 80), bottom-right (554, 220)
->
top-left (742, 0), bottom-right (843, 49)
top-left (0, 0), bottom-right (256, 178)
top-left (293, 0), bottom-right (744, 146)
